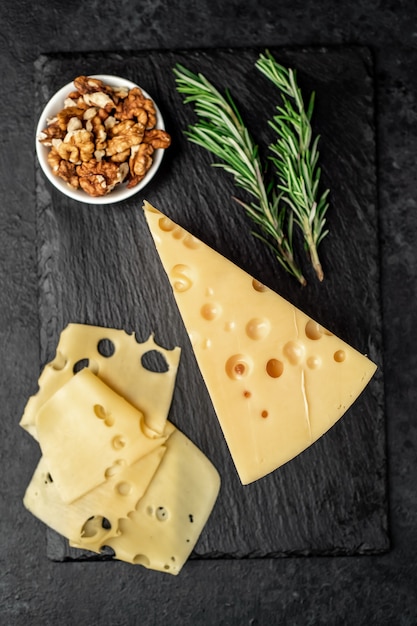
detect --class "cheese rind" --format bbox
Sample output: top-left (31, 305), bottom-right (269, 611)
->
top-left (20, 324), bottom-right (180, 438)
top-left (143, 201), bottom-right (377, 484)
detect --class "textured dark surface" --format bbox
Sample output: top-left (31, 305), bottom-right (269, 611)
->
top-left (2, 1), bottom-right (417, 625)
top-left (34, 47), bottom-right (387, 563)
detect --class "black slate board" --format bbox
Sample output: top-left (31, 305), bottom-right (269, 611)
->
top-left (32, 47), bottom-right (388, 561)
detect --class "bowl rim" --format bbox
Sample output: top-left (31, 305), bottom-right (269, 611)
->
top-left (35, 74), bottom-right (166, 205)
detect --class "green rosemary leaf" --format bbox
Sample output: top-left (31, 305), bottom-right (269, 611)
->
top-left (255, 50), bottom-right (330, 281)
top-left (173, 63), bottom-right (306, 286)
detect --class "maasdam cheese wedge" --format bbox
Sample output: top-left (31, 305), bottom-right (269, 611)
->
top-left (143, 201), bottom-right (377, 485)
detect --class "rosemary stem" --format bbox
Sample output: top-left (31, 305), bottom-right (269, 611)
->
top-left (303, 217), bottom-right (324, 282)
top-left (174, 62), bottom-right (307, 286)
top-left (255, 50), bottom-right (329, 282)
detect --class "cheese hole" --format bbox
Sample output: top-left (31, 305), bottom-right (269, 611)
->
top-left (116, 481), bottom-right (132, 496)
top-left (261, 410), bottom-right (269, 418)
top-left (51, 351), bottom-right (67, 370)
top-left (94, 404), bottom-right (107, 419)
top-left (133, 554), bottom-right (151, 567)
top-left (73, 358), bottom-right (89, 374)
top-left (172, 226), bottom-right (184, 239)
top-left (201, 302), bottom-right (222, 321)
top-left (141, 350), bottom-right (169, 373)
top-left (307, 356), bottom-right (322, 369)
top-left (283, 341), bottom-right (305, 365)
top-left (112, 435), bottom-right (126, 450)
top-left (94, 404), bottom-right (114, 426)
top-left (252, 279), bottom-right (268, 292)
top-left (171, 264), bottom-right (193, 292)
top-left (334, 350), bottom-right (346, 363)
top-left (183, 234), bottom-right (200, 249)
top-left (246, 317), bottom-right (270, 340)
top-left (81, 516), bottom-right (111, 538)
top-left (105, 459), bottom-right (126, 478)
top-left (305, 320), bottom-right (323, 340)
top-left (243, 390), bottom-right (252, 398)
top-left (43, 472), bottom-right (53, 485)
top-left (266, 358), bottom-right (284, 378)
top-left (97, 338), bottom-right (115, 357)
top-left (156, 506), bottom-right (169, 521)
top-left (226, 354), bottom-right (252, 380)
top-left (158, 216), bottom-right (176, 231)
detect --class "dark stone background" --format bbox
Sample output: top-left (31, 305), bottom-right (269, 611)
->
top-left (1, 1), bottom-right (416, 624)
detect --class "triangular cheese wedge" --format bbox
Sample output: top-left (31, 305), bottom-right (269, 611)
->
top-left (143, 201), bottom-right (377, 484)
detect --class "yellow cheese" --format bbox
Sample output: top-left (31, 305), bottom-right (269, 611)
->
top-left (143, 201), bottom-right (378, 484)
top-left (35, 368), bottom-right (172, 503)
top-left (22, 322), bottom-right (220, 573)
top-left (23, 446), bottom-right (166, 549)
top-left (20, 324), bottom-right (180, 438)
top-left (101, 429), bottom-right (221, 575)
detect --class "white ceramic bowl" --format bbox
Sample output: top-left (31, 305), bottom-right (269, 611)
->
top-left (35, 74), bottom-right (166, 204)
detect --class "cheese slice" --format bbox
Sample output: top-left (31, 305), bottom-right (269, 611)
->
top-left (100, 429), bottom-right (221, 575)
top-left (35, 368), bottom-right (172, 503)
top-left (23, 446), bottom-right (166, 549)
top-left (20, 324), bottom-right (180, 438)
top-left (143, 201), bottom-right (378, 484)
top-left (22, 322), bottom-right (220, 573)
top-left (25, 424), bottom-right (220, 571)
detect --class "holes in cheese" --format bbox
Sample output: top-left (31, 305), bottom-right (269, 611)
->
top-left (334, 349), bottom-right (346, 363)
top-left (143, 201), bottom-right (378, 485)
top-left (155, 506), bottom-right (169, 521)
top-left (246, 317), bottom-right (271, 341)
top-left (23, 445), bottom-right (166, 549)
top-left (201, 302), bottom-right (222, 321)
top-left (266, 358), bottom-right (284, 378)
top-left (97, 338), bottom-right (115, 357)
top-left (111, 434), bottom-right (126, 450)
top-left (102, 429), bottom-right (220, 575)
top-left (141, 349), bottom-right (169, 373)
top-left (81, 516), bottom-right (112, 540)
top-left (20, 324), bottom-right (181, 437)
top-left (225, 354), bottom-right (253, 380)
top-left (73, 358), bottom-right (90, 374)
top-left (22, 323), bottom-right (221, 574)
top-left (171, 263), bottom-right (194, 292)
top-left (35, 369), bottom-right (170, 503)
top-left (283, 340), bottom-right (305, 365)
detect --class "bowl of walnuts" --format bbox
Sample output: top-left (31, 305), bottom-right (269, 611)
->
top-left (36, 75), bottom-right (171, 204)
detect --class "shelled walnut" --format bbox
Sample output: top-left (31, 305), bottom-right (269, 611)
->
top-left (38, 76), bottom-right (171, 198)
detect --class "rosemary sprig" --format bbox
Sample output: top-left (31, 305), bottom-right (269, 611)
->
top-left (255, 50), bottom-right (329, 281)
top-left (173, 63), bottom-right (306, 286)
